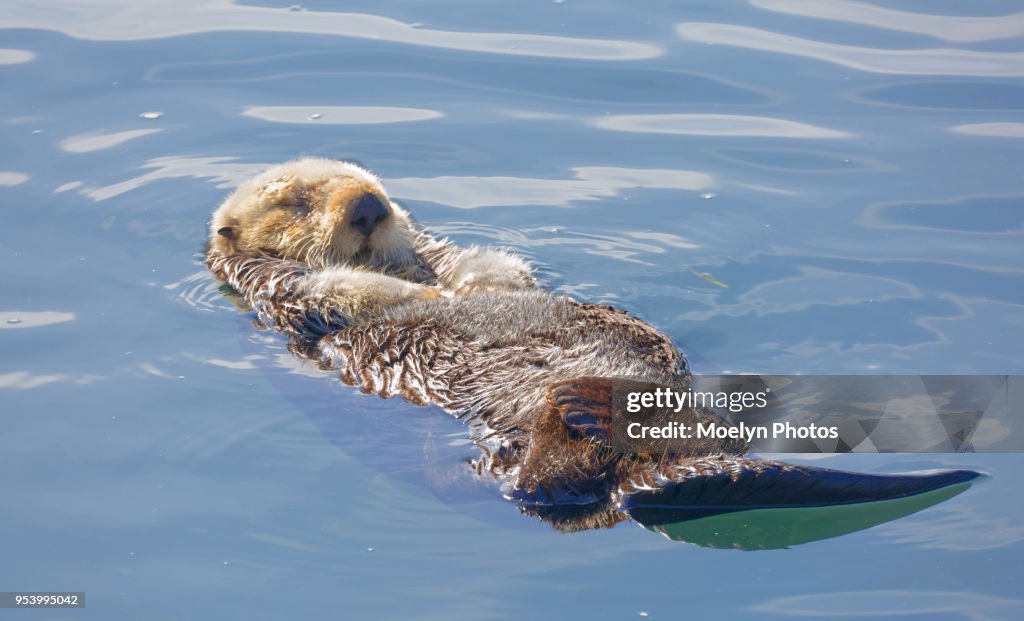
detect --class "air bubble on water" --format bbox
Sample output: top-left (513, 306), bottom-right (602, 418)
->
top-left (701, 192), bottom-right (716, 200)
top-left (367, 547), bottom-right (375, 552)
top-left (139, 111), bottom-right (163, 120)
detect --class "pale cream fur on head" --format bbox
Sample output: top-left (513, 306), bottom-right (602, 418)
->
top-left (209, 157), bottom-right (419, 270)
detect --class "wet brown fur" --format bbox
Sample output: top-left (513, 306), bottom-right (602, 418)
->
top-left (205, 159), bottom-right (815, 530)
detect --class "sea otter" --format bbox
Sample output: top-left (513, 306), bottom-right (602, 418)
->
top-left (206, 158), bottom-right (978, 531)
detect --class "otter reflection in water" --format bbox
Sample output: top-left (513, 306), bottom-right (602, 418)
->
top-left (206, 158), bottom-right (979, 540)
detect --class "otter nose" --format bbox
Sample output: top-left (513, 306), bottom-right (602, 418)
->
top-left (350, 194), bottom-right (390, 236)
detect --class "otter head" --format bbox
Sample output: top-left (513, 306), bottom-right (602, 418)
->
top-left (209, 158), bottom-right (418, 270)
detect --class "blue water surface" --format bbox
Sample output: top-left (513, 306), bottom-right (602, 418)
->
top-left (1, 1), bottom-right (1023, 619)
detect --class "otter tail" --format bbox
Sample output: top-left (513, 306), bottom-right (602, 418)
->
top-left (620, 456), bottom-right (981, 518)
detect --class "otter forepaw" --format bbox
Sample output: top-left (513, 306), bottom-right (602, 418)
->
top-left (546, 377), bottom-right (613, 441)
top-left (450, 248), bottom-right (534, 295)
top-left (414, 285), bottom-right (444, 302)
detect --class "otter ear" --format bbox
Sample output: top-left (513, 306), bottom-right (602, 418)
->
top-left (217, 226), bottom-right (237, 240)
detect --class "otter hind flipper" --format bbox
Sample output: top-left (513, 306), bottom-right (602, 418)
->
top-left (621, 456), bottom-right (981, 517)
top-left (547, 376), bottom-right (614, 441)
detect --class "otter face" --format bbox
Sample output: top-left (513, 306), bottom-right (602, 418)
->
top-left (210, 158), bottom-right (417, 269)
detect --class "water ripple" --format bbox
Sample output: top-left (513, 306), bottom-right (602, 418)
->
top-left (878, 502), bottom-right (1024, 552)
top-left (242, 105), bottom-right (442, 125)
top-left (60, 128), bottom-right (163, 153)
top-left (752, 589), bottom-right (1023, 618)
top-left (594, 113), bottom-right (851, 138)
top-left (165, 270), bottom-right (237, 313)
top-left (0, 371), bottom-right (101, 390)
top-left (0, 172), bottom-right (29, 186)
top-left (950, 122), bottom-right (1024, 138)
top-left (677, 267), bottom-right (921, 321)
top-left (752, 0), bottom-right (1024, 44)
top-left (1, 0), bottom-right (661, 60)
top-left (0, 48), bottom-right (35, 64)
top-left (862, 193), bottom-right (1024, 234)
top-left (388, 166), bottom-right (714, 209)
top-left (149, 52), bottom-right (764, 106)
top-left (858, 82), bottom-right (1024, 111)
top-left (0, 310), bottom-right (75, 329)
top-left (81, 156), bottom-right (265, 201)
top-left (676, 23), bottom-right (1024, 77)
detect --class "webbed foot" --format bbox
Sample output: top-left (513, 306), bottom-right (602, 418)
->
top-left (546, 376), bottom-right (614, 442)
